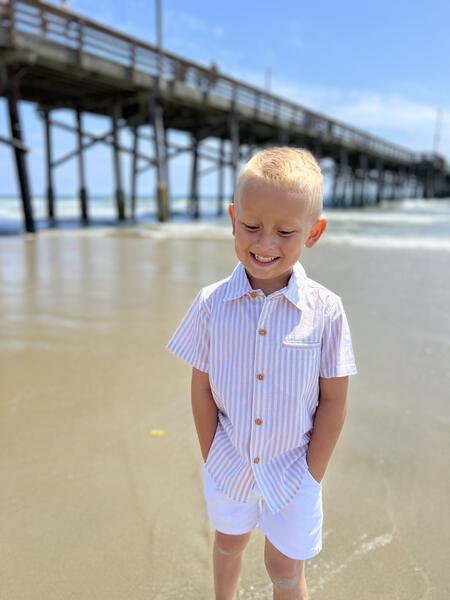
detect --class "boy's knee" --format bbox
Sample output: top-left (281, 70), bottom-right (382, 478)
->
top-left (265, 559), bottom-right (301, 588)
top-left (214, 530), bottom-right (251, 556)
top-left (214, 541), bottom-right (242, 557)
top-left (264, 545), bottom-right (304, 588)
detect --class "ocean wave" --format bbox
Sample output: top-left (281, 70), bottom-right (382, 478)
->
top-left (392, 198), bottom-right (450, 211)
top-left (131, 222), bottom-right (232, 240)
top-left (323, 233), bottom-right (450, 251)
top-left (32, 221), bottom-right (450, 251)
top-left (125, 224), bottom-right (450, 251)
top-left (324, 211), bottom-right (450, 225)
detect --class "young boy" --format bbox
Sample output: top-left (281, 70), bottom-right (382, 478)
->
top-left (166, 147), bottom-right (357, 600)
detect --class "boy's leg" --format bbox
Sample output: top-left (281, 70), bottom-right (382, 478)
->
top-left (213, 530), bottom-right (252, 600)
top-left (264, 537), bottom-right (308, 600)
top-left (259, 459), bottom-right (323, 599)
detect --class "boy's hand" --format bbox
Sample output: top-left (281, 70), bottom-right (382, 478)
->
top-left (305, 456), bottom-right (325, 484)
top-left (306, 376), bottom-right (349, 483)
top-left (191, 368), bottom-right (219, 463)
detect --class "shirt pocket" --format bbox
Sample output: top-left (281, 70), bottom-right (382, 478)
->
top-left (282, 337), bottom-right (321, 349)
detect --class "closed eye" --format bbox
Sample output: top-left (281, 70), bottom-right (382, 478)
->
top-left (244, 225), bottom-right (294, 236)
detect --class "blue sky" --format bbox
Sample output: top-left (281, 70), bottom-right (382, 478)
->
top-left (1, 0), bottom-right (449, 196)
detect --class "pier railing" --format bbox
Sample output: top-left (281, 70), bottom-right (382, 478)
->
top-left (2, 0), bottom-right (420, 164)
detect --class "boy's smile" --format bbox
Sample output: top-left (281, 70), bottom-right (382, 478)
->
top-left (229, 176), bottom-right (327, 295)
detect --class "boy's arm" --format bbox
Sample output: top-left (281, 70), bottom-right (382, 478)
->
top-left (306, 376), bottom-right (349, 483)
top-left (191, 367), bottom-right (219, 462)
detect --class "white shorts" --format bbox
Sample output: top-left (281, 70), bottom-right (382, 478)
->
top-left (203, 458), bottom-right (323, 560)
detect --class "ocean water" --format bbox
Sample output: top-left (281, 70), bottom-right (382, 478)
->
top-left (1, 195), bottom-right (450, 250)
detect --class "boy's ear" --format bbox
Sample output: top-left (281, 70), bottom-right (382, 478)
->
top-left (228, 203), bottom-right (236, 236)
top-left (305, 217), bottom-right (327, 248)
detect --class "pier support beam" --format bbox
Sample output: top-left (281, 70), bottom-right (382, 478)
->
top-left (404, 170), bottom-right (410, 198)
top-left (5, 71), bottom-right (35, 233)
top-left (43, 109), bottom-right (55, 222)
top-left (383, 171), bottom-right (390, 200)
top-left (387, 171), bottom-right (395, 200)
top-left (426, 166), bottom-right (435, 198)
top-left (340, 169), bottom-right (349, 207)
top-left (391, 170), bottom-right (398, 199)
top-left (414, 174), bottom-right (422, 199)
top-left (278, 128), bottom-right (289, 146)
top-left (190, 134), bottom-right (200, 219)
top-left (111, 102), bottom-right (126, 221)
top-left (150, 98), bottom-right (169, 222)
top-left (393, 170), bottom-right (401, 200)
top-left (338, 149), bottom-right (349, 207)
top-left (415, 172), bottom-right (422, 198)
top-left (76, 109), bottom-right (89, 223)
top-left (130, 125), bottom-right (139, 220)
top-left (245, 135), bottom-right (256, 162)
top-left (229, 116), bottom-right (240, 191)
top-left (350, 167), bottom-right (358, 207)
top-left (217, 138), bottom-right (225, 216)
top-left (313, 144), bottom-right (322, 162)
top-left (375, 160), bottom-right (384, 204)
top-left (358, 155), bottom-right (368, 206)
top-left (331, 160), bottom-right (339, 207)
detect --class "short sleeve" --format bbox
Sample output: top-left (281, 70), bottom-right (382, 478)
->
top-left (319, 295), bottom-right (357, 378)
top-left (165, 289), bottom-right (210, 373)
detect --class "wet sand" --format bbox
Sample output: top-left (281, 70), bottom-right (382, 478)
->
top-left (1, 224), bottom-right (450, 599)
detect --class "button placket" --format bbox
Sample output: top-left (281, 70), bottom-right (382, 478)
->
top-left (251, 299), bottom-right (268, 473)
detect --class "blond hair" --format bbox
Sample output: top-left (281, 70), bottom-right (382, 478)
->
top-left (236, 147), bottom-right (323, 224)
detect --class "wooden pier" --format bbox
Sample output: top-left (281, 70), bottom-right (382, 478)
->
top-left (1, 0), bottom-right (449, 233)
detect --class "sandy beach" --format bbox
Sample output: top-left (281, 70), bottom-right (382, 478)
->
top-left (1, 220), bottom-right (450, 599)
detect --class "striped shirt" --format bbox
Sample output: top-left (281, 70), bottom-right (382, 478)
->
top-left (166, 260), bottom-right (357, 514)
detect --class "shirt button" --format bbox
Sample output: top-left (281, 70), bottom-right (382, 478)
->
top-left (258, 329), bottom-right (267, 336)
top-left (255, 418), bottom-right (263, 425)
top-left (254, 457), bottom-right (260, 464)
top-left (250, 291), bottom-right (258, 298)
top-left (256, 373), bottom-right (264, 381)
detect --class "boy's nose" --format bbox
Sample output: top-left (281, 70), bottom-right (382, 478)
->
top-left (255, 231), bottom-right (277, 251)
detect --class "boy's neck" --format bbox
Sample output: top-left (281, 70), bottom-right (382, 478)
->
top-left (245, 267), bottom-right (294, 296)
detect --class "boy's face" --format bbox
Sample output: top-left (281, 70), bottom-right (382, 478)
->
top-left (228, 176), bottom-right (327, 293)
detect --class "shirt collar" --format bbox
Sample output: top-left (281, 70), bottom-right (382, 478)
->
top-left (223, 261), bottom-right (308, 311)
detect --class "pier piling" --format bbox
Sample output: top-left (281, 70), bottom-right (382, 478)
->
top-left (76, 109), bottom-right (89, 223)
top-left (43, 109), bottom-right (55, 222)
top-left (217, 138), bottom-right (225, 216)
top-left (111, 101), bottom-right (126, 221)
top-left (189, 134), bottom-right (200, 219)
top-left (150, 98), bottom-right (169, 222)
top-left (5, 69), bottom-right (35, 233)
top-left (130, 125), bottom-right (139, 220)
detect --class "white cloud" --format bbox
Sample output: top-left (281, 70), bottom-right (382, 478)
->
top-left (332, 91), bottom-right (437, 131)
top-left (313, 89), bottom-right (447, 157)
